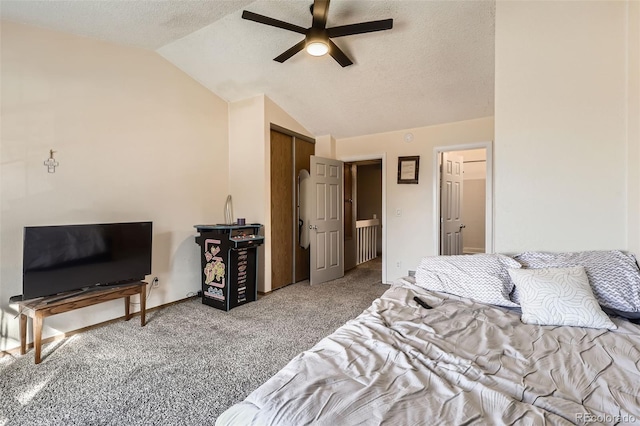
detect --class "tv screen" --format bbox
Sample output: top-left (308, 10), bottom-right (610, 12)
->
top-left (22, 222), bottom-right (152, 300)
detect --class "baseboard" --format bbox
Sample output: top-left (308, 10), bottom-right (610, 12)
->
top-left (0, 296), bottom-right (198, 358)
top-left (463, 247), bottom-right (485, 254)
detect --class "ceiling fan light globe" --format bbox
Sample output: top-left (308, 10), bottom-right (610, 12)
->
top-left (306, 41), bottom-right (329, 57)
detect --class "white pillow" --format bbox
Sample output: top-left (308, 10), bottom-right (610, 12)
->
top-left (508, 267), bottom-right (617, 330)
top-left (415, 254), bottom-right (520, 307)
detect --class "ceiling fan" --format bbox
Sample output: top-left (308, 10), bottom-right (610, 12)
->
top-left (242, 0), bottom-right (393, 67)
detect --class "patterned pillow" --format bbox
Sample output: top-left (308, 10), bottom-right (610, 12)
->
top-left (415, 254), bottom-right (520, 307)
top-left (508, 267), bottom-right (617, 330)
top-left (512, 250), bottom-right (640, 314)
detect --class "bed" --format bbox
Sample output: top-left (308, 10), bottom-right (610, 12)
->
top-left (216, 251), bottom-right (640, 425)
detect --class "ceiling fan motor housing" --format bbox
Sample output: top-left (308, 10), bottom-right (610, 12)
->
top-left (306, 27), bottom-right (328, 45)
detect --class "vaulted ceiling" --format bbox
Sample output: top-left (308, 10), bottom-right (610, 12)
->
top-left (1, 0), bottom-right (495, 139)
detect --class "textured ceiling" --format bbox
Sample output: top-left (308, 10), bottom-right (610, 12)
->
top-left (0, 0), bottom-right (254, 49)
top-left (1, 0), bottom-right (495, 139)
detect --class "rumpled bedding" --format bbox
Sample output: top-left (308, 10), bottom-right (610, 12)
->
top-left (216, 281), bottom-right (640, 425)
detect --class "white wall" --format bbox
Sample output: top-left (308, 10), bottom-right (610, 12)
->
top-left (494, 0), bottom-right (638, 255)
top-left (228, 96), bottom-right (265, 225)
top-left (0, 22), bottom-right (229, 351)
top-left (228, 95), bottom-right (312, 292)
top-left (336, 117), bottom-right (494, 281)
top-left (627, 0), bottom-right (640, 256)
top-left (265, 97), bottom-right (312, 138)
top-left (315, 135), bottom-right (336, 158)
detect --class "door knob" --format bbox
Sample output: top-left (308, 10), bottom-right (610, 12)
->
top-left (459, 224), bottom-right (466, 230)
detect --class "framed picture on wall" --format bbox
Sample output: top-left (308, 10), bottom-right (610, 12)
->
top-left (397, 156), bottom-right (419, 184)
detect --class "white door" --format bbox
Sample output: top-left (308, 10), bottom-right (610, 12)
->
top-left (310, 156), bottom-right (344, 285)
top-left (440, 152), bottom-right (464, 255)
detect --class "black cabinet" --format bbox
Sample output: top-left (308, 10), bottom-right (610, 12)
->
top-left (194, 224), bottom-right (264, 311)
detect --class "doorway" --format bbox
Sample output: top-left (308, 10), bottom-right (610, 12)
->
top-left (433, 142), bottom-right (493, 255)
top-left (341, 154), bottom-right (386, 284)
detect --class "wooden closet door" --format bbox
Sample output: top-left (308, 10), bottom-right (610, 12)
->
top-left (270, 130), bottom-right (294, 290)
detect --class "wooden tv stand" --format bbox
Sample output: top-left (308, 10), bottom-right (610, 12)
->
top-left (18, 281), bottom-right (147, 364)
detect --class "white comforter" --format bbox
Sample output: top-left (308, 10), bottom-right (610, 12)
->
top-left (216, 282), bottom-right (640, 425)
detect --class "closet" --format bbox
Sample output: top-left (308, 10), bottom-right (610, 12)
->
top-left (270, 126), bottom-right (315, 290)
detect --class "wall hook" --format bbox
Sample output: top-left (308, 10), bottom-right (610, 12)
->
top-left (44, 149), bottom-right (59, 173)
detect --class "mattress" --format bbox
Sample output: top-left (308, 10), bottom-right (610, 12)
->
top-left (216, 281), bottom-right (640, 425)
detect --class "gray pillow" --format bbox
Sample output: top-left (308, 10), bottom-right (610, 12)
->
top-left (512, 250), bottom-right (640, 315)
top-left (415, 254), bottom-right (520, 307)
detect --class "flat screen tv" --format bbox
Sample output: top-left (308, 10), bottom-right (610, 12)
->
top-left (22, 221), bottom-right (152, 300)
